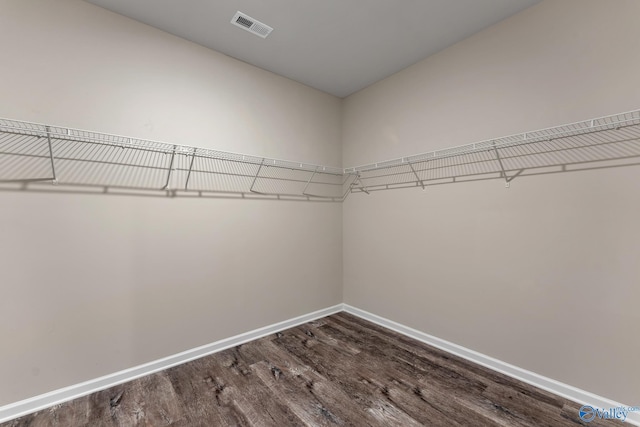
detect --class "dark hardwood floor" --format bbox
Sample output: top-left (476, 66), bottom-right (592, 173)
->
top-left (3, 312), bottom-right (616, 426)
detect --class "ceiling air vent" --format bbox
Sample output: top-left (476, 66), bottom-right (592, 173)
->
top-left (231, 11), bottom-right (273, 38)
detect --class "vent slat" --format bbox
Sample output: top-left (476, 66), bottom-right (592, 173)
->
top-left (235, 16), bottom-right (253, 28)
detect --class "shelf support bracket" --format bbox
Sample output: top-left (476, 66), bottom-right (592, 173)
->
top-left (340, 173), bottom-right (358, 201)
top-left (161, 145), bottom-right (176, 190)
top-left (302, 166), bottom-right (318, 196)
top-left (355, 173), bottom-right (370, 194)
top-left (408, 161), bottom-right (425, 190)
top-left (250, 159), bottom-right (264, 194)
top-left (184, 148), bottom-right (196, 190)
top-left (45, 126), bottom-right (58, 185)
top-left (492, 143), bottom-right (512, 188)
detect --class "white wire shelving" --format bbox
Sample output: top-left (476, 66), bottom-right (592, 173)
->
top-left (0, 118), bottom-right (356, 201)
top-left (1, 108), bottom-right (639, 201)
top-left (345, 109), bottom-right (640, 193)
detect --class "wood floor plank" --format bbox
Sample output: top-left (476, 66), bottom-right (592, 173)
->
top-left (273, 325), bottom-right (501, 426)
top-left (206, 347), bottom-right (306, 426)
top-left (318, 317), bottom-right (489, 394)
top-left (2, 314), bottom-right (620, 427)
top-left (94, 372), bottom-right (185, 426)
top-left (330, 313), bottom-right (568, 410)
top-left (249, 337), bottom-right (386, 426)
top-left (324, 314), bottom-right (571, 415)
top-left (171, 345), bottom-right (306, 426)
top-left (164, 356), bottom-right (251, 426)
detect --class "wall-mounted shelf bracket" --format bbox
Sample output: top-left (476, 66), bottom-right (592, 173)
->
top-left (407, 161), bottom-right (425, 190)
top-left (492, 142), bottom-right (513, 188)
top-left (302, 166), bottom-right (318, 197)
top-left (355, 174), bottom-right (369, 194)
top-left (249, 159), bottom-right (265, 194)
top-left (45, 126), bottom-right (58, 185)
top-left (339, 173), bottom-right (358, 201)
top-left (160, 145), bottom-right (176, 190)
top-left (184, 148), bottom-right (197, 190)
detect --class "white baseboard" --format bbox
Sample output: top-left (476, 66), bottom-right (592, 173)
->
top-left (343, 304), bottom-right (640, 426)
top-left (0, 304), bottom-right (343, 424)
top-left (2, 303), bottom-right (637, 425)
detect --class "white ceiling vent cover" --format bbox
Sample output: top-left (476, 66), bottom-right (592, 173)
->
top-left (231, 11), bottom-right (273, 38)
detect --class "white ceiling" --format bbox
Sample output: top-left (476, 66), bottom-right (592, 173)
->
top-left (85, 0), bottom-right (540, 98)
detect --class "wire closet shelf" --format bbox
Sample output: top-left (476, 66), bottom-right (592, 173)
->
top-left (0, 119), bottom-right (353, 201)
top-left (1, 109), bottom-right (639, 200)
top-left (346, 109), bottom-right (640, 193)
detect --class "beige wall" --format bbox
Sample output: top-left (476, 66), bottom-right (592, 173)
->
top-left (343, 0), bottom-right (640, 405)
top-left (0, 0), bottom-right (342, 405)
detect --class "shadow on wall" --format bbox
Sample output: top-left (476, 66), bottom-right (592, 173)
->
top-left (0, 183), bottom-right (343, 202)
top-left (3, 156), bottom-right (640, 201)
